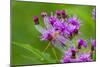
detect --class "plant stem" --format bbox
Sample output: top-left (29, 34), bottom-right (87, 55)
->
top-left (51, 46), bottom-right (58, 62)
top-left (43, 42), bottom-right (50, 53)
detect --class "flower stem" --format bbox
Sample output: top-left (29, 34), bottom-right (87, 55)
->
top-left (51, 46), bottom-right (58, 62)
top-left (43, 42), bottom-right (50, 53)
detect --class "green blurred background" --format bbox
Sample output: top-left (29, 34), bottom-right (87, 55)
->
top-left (11, 0), bottom-right (96, 66)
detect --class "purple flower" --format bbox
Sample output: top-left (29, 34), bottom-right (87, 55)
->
top-left (62, 49), bottom-right (93, 63)
top-left (41, 31), bottom-right (53, 41)
top-left (56, 10), bottom-right (61, 16)
top-left (61, 10), bottom-right (67, 19)
top-left (66, 16), bottom-right (80, 38)
top-left (67, 24), bottom-right (77, 35)
top-left (40, 28), bottom-right (67, 47)
top-left (61, 54), bottom-right (79, 63)
top-left (49, 16), bottom-right (56, 25)
top-left (61, 51), bottom-right (72, 63)
top-left (79, 53), bottom-right (93, 62)
top-left (68, 16), bottom-right (80, 26)
top-left (61, 52), bottom-right (77, 63)
top-left (92, 8), bottom-right (96, 20)
top-left (92, 39), bottom-right (96, 48)
top-left (62, 53), bottom-right (93, 63)
top-left (61, 46), bottom-right (79, 63)
top-left (62, 56), bottom-right (79, 63)
top-left (78, 38), bottom-right (88, 49)
top-left (33, 16), bottom-right (39, 25)
top-left (91, 39), bottom-right (96, 51)
top-left (33, 10), bottom-right (81, 49)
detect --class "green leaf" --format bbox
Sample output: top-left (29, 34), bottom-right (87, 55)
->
top-left (12, 42), bottom-right (57, 64)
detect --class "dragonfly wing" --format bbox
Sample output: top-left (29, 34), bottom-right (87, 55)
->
top-left (35, 25), bottom-right (46, 34)
top-left (52, 39), bottom-right (67, 52)
top-left (43, 17), bottom-right (53, 29)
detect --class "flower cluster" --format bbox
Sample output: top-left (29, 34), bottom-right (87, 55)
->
top-left (33, 9), bottom-right (96, 63)
top-left (33, 10), bottom-right (80, 47)
top-left (61, 39), bottom-right (96, 63)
